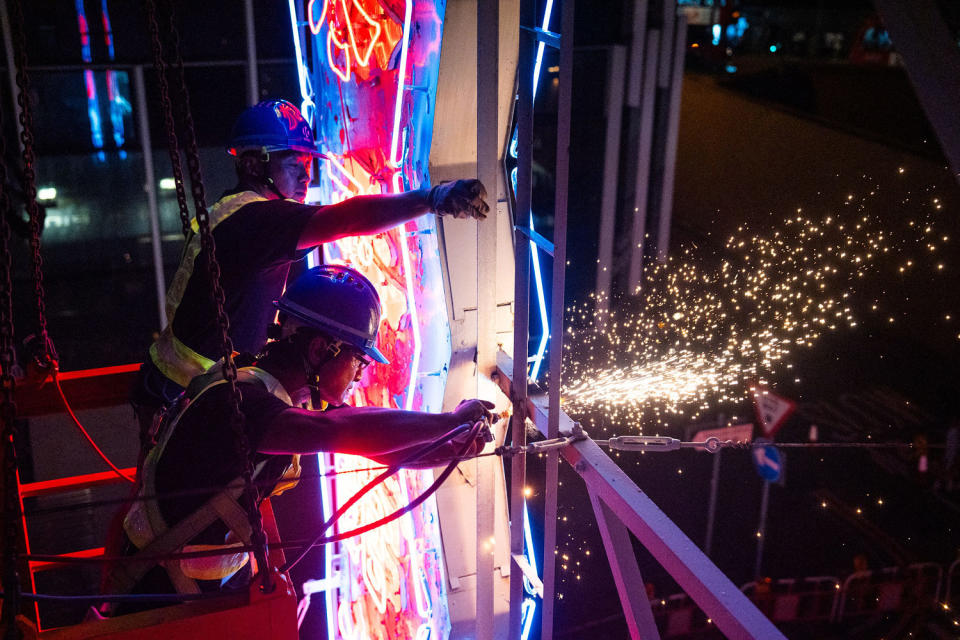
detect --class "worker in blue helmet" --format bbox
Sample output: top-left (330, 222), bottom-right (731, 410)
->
top-left (106, 265), bottom-right (492, 612)
top-left (130, 99), bottom-right (489, 443)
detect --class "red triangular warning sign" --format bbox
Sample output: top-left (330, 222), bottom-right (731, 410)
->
top-left (752, 385), bottom-right (796, 439)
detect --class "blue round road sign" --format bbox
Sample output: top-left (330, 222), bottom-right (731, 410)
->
top-left (752, 443), bottom-right (782, 482)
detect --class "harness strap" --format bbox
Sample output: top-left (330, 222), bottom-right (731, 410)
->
top-left (108, 479), bottom-right (249, 595)
top-left (115, 367), bottom-right (297, 594)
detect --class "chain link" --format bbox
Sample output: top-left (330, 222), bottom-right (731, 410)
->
top-left (164, 0), bottom-right (208, 220)
top-left (153, 0), bottom-right (271, 590)
top-left (10, 0), bottom-right (50, 368)
top-left (2, 2), bottom-right (27, 634)
top-left (145, 0), bottom-right (191, 239)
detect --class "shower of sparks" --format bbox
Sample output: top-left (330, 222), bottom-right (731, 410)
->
top-left (561, 187), bottom-right (952, 433)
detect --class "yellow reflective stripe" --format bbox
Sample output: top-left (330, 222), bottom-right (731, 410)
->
top-left (150, 329), bottom-right (217, 388)
top-left (178, 542), bottom-right (249, 581)
top-left (270, 454), bottom-right (301, 497)
top-left (152, 191), bottom-right (268, 387)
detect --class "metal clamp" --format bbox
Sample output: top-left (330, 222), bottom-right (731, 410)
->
top-left (603, 436), bottom-right (682, 452)
top-left (496, 422), bottom-right (589, 457)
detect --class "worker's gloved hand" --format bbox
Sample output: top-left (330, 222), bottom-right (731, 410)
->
top-left (450, 398), bottom-right (495, 426)
top-left (428, 179), bottom-right (490, 220)
top-left (452, 427), bottom-right (491, 457)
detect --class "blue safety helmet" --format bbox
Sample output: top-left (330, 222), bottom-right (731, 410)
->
top-left (275, 265), bottom-right (389, 364)
top-left (226, 99), bottom-right (326, 158)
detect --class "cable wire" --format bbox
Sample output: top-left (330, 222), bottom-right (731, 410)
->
top-left (0, 589), bottom-right (235, 604)
top-left (281, 419), bottom-right (482, 572)
top-left (22, 421), bottom-right (488, 569)
top-left (52, 370), bottom-right (135, 483)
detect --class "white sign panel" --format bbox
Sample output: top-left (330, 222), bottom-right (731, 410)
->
top-left (693, 423), bottom-right (754, 444)
top-left (753, 387), bottom-right (796, 439)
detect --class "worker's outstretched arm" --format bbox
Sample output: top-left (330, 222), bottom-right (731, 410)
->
top-left (258, 399), bottom-right (493, 456)
top-left (297, 179), bottom-right (489, 249)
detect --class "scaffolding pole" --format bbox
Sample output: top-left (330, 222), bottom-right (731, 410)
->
top-left (243, 0), bottom-right (259, 105)
top-left (132, 65), bottom-right (167, 330)
top-left (507, 0), bottom-right (536, 636)
top-left (541, 1), bottom-right (574, 638)
top-left (594, 45), bottom-right (626, 327)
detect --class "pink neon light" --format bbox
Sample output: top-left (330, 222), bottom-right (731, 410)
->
top-left (340, 0), bottom-right (381, 68)
top-left (299, 0), bottom-right (452, 636)
top-left (326, 28), bottom-right (352, 83)
top-left (313, 0), bottom-right (401, 84)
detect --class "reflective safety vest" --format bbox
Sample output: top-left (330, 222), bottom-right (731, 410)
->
top-left (149, 191), bottom-right (268, 388)
top-left (114, 366), bottom-right (301, 595)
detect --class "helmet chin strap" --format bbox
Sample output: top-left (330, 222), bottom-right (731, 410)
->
top-left (257, 150), bottom-right (290, 200)
top-left (264, 176), bottom-right (289, 200)
top-left (303, 339), bottom-right (343, 392)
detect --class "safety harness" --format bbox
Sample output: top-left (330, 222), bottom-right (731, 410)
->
top-left (149, 191), bottom-right (268, 387)
top-left (111, 366), bottom-right (301, 595)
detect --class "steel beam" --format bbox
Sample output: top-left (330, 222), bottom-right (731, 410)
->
top-left (541, 1), bottom-right (574, 637)
top-left (654, 14), bottom-right (686, 263)
top-left (243, 0), bottom-right (259, 105)
top-left (566, 439), bottom-right (786, 639)
top-left (477, 0), bottom-right (500, 637)
top-left (507, 0), bottom-right (536, 635)
top-left (587, 488), bottom-right (661, 639)
top-left (627, 29), bottom-right (660, 292)
top-left (0, 0), bottom-right (22, 148)
top-left (495, 353), bottom-right (787, 640)
top-left (872, 0), bottom-right (960, 185)
top-left (133, 65), bottom-right (167, 330)
top-left (595, 45), bottom-right (626, 326)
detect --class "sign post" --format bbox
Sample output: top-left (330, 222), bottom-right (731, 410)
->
top-left (693, 423), bottom-right (754, 557)
top-left (751, 440), bottom-right (782, 580)
top-left (754, 480), bottom-right (771, 581)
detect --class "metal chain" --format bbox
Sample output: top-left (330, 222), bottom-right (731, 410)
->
top-left (0, 189), bottom-right (22, 640)
top-left (144, 0), bottom-right (191, 239)
top-left (2, 3), bottom-right (26, 635)
top-left (159, 0), bottom-right (271, 591)
top-left (163, 0), bottom-right (207, 218)
top-left (10, 0), bottom-right (50, 367)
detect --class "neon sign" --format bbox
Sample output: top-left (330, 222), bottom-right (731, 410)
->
top-left (290, 1), bottom-right (451, 637)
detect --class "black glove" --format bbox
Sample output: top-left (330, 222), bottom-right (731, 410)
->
top-left (428, 179), bottom-right (490, 220)
top-left (451, 398), bottom-right (495, 426)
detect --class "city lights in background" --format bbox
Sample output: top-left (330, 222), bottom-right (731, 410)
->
top-left (99, 0), bottom-right (127, 156)
top-left (74, 0), bottom-right (129, 160)
top-left (75, 0), bottom-right (104, 158)
top-left (290, 1), bottom-right (451, 637)
top-left (37, 187), bottom-right (58, 201)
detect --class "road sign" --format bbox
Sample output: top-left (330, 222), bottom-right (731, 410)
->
top-left (693, 423), bottom-right (754, 445)
top-left (752, 442), bottom-right (782, 482)
top-left (752, 386), bottom-right (796, 439)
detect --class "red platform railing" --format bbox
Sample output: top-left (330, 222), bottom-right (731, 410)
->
top-left (8, 364), bottom-right (298, 638)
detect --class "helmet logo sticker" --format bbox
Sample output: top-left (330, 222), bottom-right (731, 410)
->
top-left (274, 101), bottom-right (306, 132)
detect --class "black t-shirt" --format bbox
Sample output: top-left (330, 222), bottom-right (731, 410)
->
top-left (171, 195), bottom-right (317, 359)
top-left (155, 378), bottom-right (293, 546)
